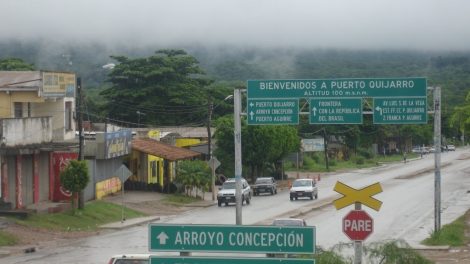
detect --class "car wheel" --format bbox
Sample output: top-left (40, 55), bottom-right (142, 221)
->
top-left (310, 194), bottom-right (314, 200)
top-left (275, 189), bottom-right (277, 194)
top-left (290, 196), bottom-right (293, 201)
top-left (218, 200), bottom-right (222, 207)
top-left (295, 197), bottom-right (298, 200)
top-left (246, 196), bottom-right (250, 205)
top-left (225, 202), bottom-right (228, 206)
top-left (241, 195), bottom-right (245, 205)
top-left (315, 193), bottom-right (318, 199)
top-left (270, 188), bottom-right (274, 195)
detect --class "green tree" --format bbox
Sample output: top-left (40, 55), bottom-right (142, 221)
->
top-left (0, 58), bottom-right (35, 71)
top-left (214, 116), bottom-right (299, 181)
top-left (450, 90), bottom-right (470, 144)
top-left (176, 160), bottom-right (211, 199)
top-left (60, 160), bottom-right (89, 212)
top-left (100, 49), bottom-right (213, 126)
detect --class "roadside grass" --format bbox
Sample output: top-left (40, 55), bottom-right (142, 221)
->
top-left (285, 153), bottom-right (418, 172)
top-left (0, 230), bottom-right (18, 246)
top-left (12, 200), bottom-right (146, 231)
top-left (422, 213), bottom-right (467, 246)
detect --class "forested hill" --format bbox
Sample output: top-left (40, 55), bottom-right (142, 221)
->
top-left (1, 40), bottom-right (470, 107)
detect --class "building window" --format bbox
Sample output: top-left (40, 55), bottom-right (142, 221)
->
top-left (65, 102), bottom-right (72, 131)
top-left (14, 102), bottom-right (23, 118)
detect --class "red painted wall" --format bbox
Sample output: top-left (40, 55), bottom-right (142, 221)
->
top-left (51, 152), bottom-right (78, 202)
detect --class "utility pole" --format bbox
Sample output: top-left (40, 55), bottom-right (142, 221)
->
top-left (434, 86), bottom-right (442, 232)
top-left (76, 77), bottom-right (85, 209)
top-left (206, 100), bottom-right (215, 200)
top-left (234, 88), bottom-right (243, 225)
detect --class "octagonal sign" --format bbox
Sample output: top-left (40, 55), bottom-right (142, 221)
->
top-left (343, 210), bottom-right (373, 241)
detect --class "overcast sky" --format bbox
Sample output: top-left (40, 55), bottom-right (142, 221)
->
top-left (2, 0), bottom-right (470, 50)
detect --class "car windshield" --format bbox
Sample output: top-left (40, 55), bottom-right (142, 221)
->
top-left (273, 219), bottom-right (304, 226)
top-left (222, 182), bottom-right (236, 189)
top-left (292, 180), bottom-right (311, 187)
top-left (256, 179), bottom-right (271, 184)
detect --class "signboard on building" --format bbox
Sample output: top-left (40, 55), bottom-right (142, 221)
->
top-left (42, 72), bottom-right (76, 97)
top-left (104, 130), bottom-right (132, 159)
top-left (51, 152), bottom-right (78, 202)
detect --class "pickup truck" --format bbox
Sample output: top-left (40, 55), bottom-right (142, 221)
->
top-left (217, 178), bottom-right (251, 206)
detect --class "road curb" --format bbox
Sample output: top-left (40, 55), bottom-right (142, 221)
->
top-left (411, 245), bottom-right (450, 251)
top-left (100, 216), bottom-right (161, 230)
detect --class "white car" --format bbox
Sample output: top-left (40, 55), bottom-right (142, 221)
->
top-left (217, 178), bottom-right (251, 206)
top-left (107, 254), bottom-right (149, 264)
top-left (447, 145), bottom-right (456, 151)
top-left (290, 179), bottom-right (318, 201)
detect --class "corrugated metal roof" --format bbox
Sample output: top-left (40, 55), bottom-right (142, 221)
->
top-left (0, 71), bottom-right (42, 88)
top-left (132, 138), bottom-right (201, 161)
top-left (155, 127), bottom-right (213, 138)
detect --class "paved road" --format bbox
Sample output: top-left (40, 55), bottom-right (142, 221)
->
top-left (3, 148), bottom-right (470, 263)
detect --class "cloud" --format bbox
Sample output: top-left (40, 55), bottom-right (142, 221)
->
top-left (2, 0), bottom-right (470, 50)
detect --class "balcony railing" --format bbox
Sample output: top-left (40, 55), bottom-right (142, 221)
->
top-left (0, 117), bottom-right (52, 147)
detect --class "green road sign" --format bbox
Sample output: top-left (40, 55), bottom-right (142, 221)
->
top-left (309, 98), bottom-right (362, 124)
top-left (149, 224), bottom-right (316, 254)
top-left (373, 97), bottom-right (427, 124)
top-left (150, 256), bottom-right (315, 264)
top-left (247, 78), bottom-right (427, 98)
top-left (247, 98), bottom-right (299, 125)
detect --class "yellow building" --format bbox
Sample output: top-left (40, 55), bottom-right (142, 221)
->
top-left (129, 138), bottom-right (201, 191)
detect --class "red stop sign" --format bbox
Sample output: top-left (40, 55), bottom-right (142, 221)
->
top-left (343, 210), bottom-right (373, 241)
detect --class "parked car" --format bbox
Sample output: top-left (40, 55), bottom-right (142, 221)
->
top-left (253, 177), bottom-right (277, 196)
top-left (108, 254), bottom-right (149, 264)
top-left (447, 144), bottom-right (456, 151)
top-left (289, 179), bottom-right (318, 201)
top-left (217, 178), bottom-right (251, 206)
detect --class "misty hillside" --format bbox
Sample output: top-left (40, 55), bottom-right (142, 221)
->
top-left (1, 40), bottom-right (470, 108)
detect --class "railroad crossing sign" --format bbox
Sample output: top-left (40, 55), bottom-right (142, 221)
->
top-left (150, 256), bottom-right (315, 264)
top-left (343, 210), bottom-right (374, 241)
top-left (149, 224), bottom-right (316, 254)
top-left (333, 182), bottom-right (383, 211)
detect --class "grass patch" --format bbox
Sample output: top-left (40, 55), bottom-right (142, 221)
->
top-left (162, 194), bottom-right (202, 205)
top-left (286, 153), bottom-right (419, 173)
top-left (423, 214), bottom-right (467, 246)
top-left (13, 200), bottom-right (146, 231)
top-left (0, 230), bottom-right (18, 246)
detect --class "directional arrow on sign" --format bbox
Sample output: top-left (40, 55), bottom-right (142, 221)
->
top-left (375, 106), bottom-right (382, 115)
top-left (312, 107), bottom-right (317, 116)
top-left (333, 181), bottom-right (383, 211)
top-left (157, 232), bottom-right (169, 245)
top-left (250, 111), bottom-right (254, 120)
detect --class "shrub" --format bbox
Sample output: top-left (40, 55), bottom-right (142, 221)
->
top-left (356, 156), bottom-right (365, 165)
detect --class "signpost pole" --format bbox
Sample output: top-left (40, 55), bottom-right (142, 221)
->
top-left (434, 86), bottom-right (441, 232)
top-left (234, 88), bottom-right (243, 225)
top-left (354, 203), bottom-right (362, 264)
top-left (121, 169), bottom-right (125, 223)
